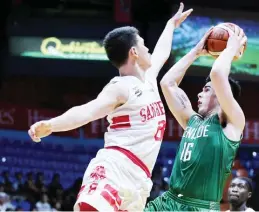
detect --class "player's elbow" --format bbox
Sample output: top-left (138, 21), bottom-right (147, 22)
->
top-left (160, 78), bottom-right (177, 90)
top-left (210, 68), bottom-right (225, 82)
top-left (160, 80), bottom-right (178, 98)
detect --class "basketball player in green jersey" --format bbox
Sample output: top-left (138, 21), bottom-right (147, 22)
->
top-left (145, 25), bottom-right (247, 211)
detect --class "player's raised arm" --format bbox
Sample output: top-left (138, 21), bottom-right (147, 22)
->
top-left (147, 3), bottom-right (193, 80)
top-left (28, 80), bottom-right (129, 142)
top-left (160, 28), bottom-right (213, 129)
top-left (209, 25), bottom-right (247, 132)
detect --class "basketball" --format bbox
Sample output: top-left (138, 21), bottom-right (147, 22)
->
top-left (206, 23), bottom-right (246, 60)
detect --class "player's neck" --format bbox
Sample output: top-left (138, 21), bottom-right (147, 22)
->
top-left (204, 107), bottom-right (219, 119)
top-left (230, 202), bottom-right (247, 211)
top-left (119, 63), bottom-right (145, 82)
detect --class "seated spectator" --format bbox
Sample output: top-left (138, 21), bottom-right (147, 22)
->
top-left (0, 192), bottom-right (15, 211)
top-left (24, 172), bottom-right (39, 203)
top-left (1, 171), bottom-right (14, 194)
top-left (13, 172), bottom-right (24, 194)
top-left (35, 194), bottom-right (51, 211)
top-left (48, 174), bottom-right (63, 199)
top-left (35, 172), bottom-right (47, 194)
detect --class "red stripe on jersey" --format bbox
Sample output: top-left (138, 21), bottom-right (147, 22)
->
top-left (104, 184), bottom-right (122, 206)
top-left (78, 202), bottom-right (97, 211)
top-left (110, 123), bottom-right (131, 129)
top-left (105, 146), bottom-right (151, 178)
top-left (110, 115), bottom-right (131, 129)
top-left (112, 115), bottom-right (130, 124)
top-left (101, 190), bottom-right (119, 211)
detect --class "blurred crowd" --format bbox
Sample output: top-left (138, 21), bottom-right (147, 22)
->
top-left (0, 166), bottom-right (169, 211)
top-left (0, 171), bottom-right (82, 211)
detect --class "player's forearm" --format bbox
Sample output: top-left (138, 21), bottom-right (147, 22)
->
top-left (153, 21), bottom-right (176, 61)
top-left (48, 105), bottom-right (92, 132)
top-left (160, 49), bottom-right (198, 87)
top-left (210, 47), bottom-right (236, 77)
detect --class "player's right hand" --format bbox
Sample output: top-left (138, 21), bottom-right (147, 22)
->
top-left (28, 121), bottom-right (52, 142)
top-left (194, 26), bottom-right (214, 56)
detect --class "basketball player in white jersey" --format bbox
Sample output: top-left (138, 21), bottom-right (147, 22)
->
top-left (28, 3), bottom-right (193, 211)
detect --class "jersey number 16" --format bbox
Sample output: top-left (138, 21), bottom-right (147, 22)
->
top-left (180, 142), bottom-right (194, 162)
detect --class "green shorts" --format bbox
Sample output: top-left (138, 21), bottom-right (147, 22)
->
top-left (145, 190), bottom-right (220, 211)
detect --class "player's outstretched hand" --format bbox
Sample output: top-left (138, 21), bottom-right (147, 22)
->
top-left (170, 2), bottom-right (193, 28)
top-left (28, 121), bottom-right (52, 142)
top-left (193, 26), bottom-right (214, 56)
top-left (224, 25), bottom-right (247, 58)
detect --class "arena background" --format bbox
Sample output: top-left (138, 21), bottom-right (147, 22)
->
top-left (0, 0), bottom-right (259, 211)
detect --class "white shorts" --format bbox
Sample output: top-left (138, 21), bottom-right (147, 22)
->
top-left (74, 147), bottom-right (153, 212)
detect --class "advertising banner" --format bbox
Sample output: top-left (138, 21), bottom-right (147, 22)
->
top-left (10, 36), bottom-right (108, 61)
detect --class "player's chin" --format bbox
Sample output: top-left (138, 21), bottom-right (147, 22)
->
top-left (228, 197), bottom-right (240, 204)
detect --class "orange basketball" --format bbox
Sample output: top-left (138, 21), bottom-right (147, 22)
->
top-left (206, 23), bottom-right (246, 60)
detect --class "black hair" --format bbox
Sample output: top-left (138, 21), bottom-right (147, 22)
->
top-left (205, 76), bottom-right (241, 100)
top-left (103, 26), bottom-right (139, 68)
top-left (238, 177), bottom-right (253, 193)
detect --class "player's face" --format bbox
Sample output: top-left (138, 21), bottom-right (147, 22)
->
top-left (228, 178), bottom-right (251, 205)
top-left (197, 82), bottom-right (218, 116)
top-left (133, 35), bottom-right (151, 70)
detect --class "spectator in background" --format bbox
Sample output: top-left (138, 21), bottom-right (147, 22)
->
top-left (52, 201), bottom-right (61, 211)
top-left (50, 188), bottom-right (63, 211)
top-left (13, 172), bottom-right (24, 194)
top-left (227, 177), bottom-right (255, 212)
top-left (24, 172), bottom-right (38, 203)
top-left (0, 184), bottom-right (4, 193)
top-left (61, 194), bottom-right (74, 211)
top-left (35, 172), bottom-right (47, 194)
top-left (1, 172), bottom-right (14, 194)
top-left (0, 192), bottom-right (15, 211)
top-left (48, 174), bottom-right (62, 199)
top-left (35, 193), bottom-right (51, 211)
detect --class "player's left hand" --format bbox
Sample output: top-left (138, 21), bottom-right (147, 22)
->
top-left (170, 2), bottom-right (193, 28)
top-left (193, 26), bottom-right (214, 56)
top-left (224, 25), bottom-right (247, 58)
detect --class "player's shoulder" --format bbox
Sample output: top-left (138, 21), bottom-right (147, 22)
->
top-left (103, 76), bottom-right (132, 95)
top-left (109, 76), bottom-right (136, 84)
top-left (105, 76), bottom-right (128, 89)
top-left (109, 76), bottom-right (142, 88)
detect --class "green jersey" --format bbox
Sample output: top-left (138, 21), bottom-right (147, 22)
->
top-left (169, 114), bottom-right (240, 202)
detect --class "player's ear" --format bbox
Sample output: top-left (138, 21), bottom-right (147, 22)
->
top-left (129, 47), bottom-right (139, 60)
top-left (248, 191), bottom-right (252, 199)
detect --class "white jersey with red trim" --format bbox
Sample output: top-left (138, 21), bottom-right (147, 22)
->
top-left (104, 75), bottom-right (166, 173)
